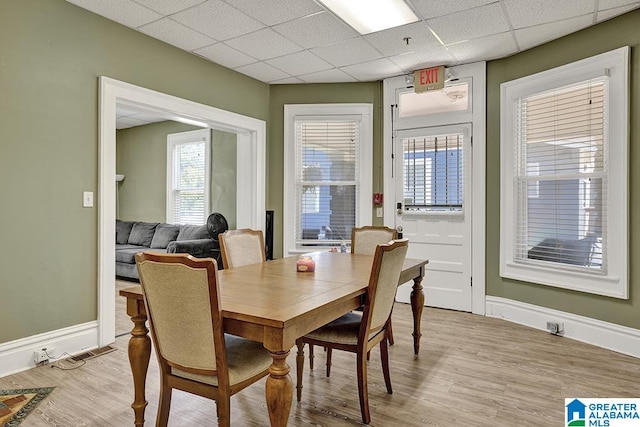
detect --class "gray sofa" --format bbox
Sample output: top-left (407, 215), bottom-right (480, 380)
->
top-left (116, 214), bottom-right (227, 280)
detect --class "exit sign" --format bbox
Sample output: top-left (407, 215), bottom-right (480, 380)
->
top-left (413, 66), bottom-right (445, 93)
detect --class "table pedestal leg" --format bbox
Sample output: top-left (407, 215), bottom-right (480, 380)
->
top-left (128, 314), bottom-right (151, 427)
top-left (410, 275), bottom-right (425, 355)
top-left (265, 350), bottom-right (293, 427)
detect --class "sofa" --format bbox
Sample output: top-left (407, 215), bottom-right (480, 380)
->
top-left (116, 213), bottom-right (228, 280)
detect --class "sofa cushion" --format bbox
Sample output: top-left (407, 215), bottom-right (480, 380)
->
top-left (116, 220), bottom-right (136, 244)
top-left (150, 223), bottom-right (181, 249)
top-left (177, 224), bottom-right (209, 241)
top-left (115, 246), bottom-right (145, 264)
top-left (128, 222), bottom-right (159, 247)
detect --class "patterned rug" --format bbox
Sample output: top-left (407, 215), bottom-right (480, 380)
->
top-left (0, 388), bottom-right (54, 427)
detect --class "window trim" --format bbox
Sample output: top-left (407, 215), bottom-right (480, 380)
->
top-left (283, 104), bottom-right (373, 255)
top-left (500, 46), bottom-right (629, 299)
top-left (166, 129), bottom-right (211, 225)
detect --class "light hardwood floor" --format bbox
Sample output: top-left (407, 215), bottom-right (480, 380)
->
top-left (1, 299), bottom-right (638, 426)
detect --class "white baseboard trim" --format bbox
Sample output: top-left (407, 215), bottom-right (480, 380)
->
top-left (0, 321), bottom-right (100, 378)
top-left (486, 296), bottom-right (640, 358)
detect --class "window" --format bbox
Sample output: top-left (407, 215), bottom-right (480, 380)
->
top-left (284, 104), bottom-right (372, 254)
top-left (398, 81), bottom-right (469, 118)
top-left (166, 129), bottom-right (211, 225)
top-left (500, 47), bottom-right (629, 298)
top-left (402, 130), bottom-right (465, 213)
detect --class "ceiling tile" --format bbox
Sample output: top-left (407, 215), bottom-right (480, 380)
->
top-left (133, 0), bottom-right (205, 16)
top-left (273, 11), bottom-right (359, 49)
top-left (193, 42), bottom-right (257, 68)
top-left (364, 21), bottom-right (440, 56)
top-left (447, 32), bottom-right (517, 63)
top-left (410, 0), bottom-right (497, 19)
top-left (225, 28), bottom-right (303, 60)
top-left (340, 58), bottom-right (403, 82)
top-left (271, 76), bottom-right (306, 84)
top-left (67, 0), bottom-right (162, 28)
top-left (311, 38), bottom-right (383, 67)
top-left (171, 0), bottom-right (264, 40)
top-left (515, 15), bottom-right (594, 51)
top-left (265, 51), bottom-right (333, 76)
top-left (597, 3), bottom-right (640, 21)
top-left (598, 0), bottom-right (640, 9)
top-left (428, 3), bottom-right (511, 44)
top-left (235, 61), bottom-right (290, 82)
top-left (299, 68), bottom-right (358, 83)
top-left (138, 18), bottom-right (215, 50)
top-left (388, 45), bottom-right (456, 72)
top-left (503, 0), bottom-right (595, 29)
top-left (226, 0), bottom-right (323, 26)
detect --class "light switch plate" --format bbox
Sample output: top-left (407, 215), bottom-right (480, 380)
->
top-left (83, 191), bottom-right (94, 208)
top-left (376, 207), bottom-right (383, 218)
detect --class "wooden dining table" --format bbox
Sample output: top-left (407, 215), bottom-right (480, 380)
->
top-left (119, 251), bottom-right (428, 427)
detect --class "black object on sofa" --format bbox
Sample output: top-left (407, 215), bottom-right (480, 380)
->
top-left (116, 213), bottom-right (229, 280)
top-left (527, 235), bottom-right (598, 266)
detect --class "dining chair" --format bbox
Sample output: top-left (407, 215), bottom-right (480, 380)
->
top-left (135, 252), bottom-right (272, 427)
top-left (352, 225), bottom-right (399, 344)
top-left (295, 239), bottom-right (409, 424)
top-left (309, 225), bottom-right (399, 375)
top-left (219, 228), bottom-right (266, 269)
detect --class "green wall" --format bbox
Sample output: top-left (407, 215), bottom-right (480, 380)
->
top-left (116, 122), bottom-right (200, 222)
top-left (268, 82), bottom-right (384, 258)
top-left (116, 123), bottom-right (237, 227)
top-left (486, 10), bottom-right (640, 328)
top-left (0, 0), bottom-right (268, 343)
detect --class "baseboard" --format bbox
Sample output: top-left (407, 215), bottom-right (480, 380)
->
top-left (0, 321), bottom-right (100, 378)
top-left (486, 296), bottom-right (640, 358)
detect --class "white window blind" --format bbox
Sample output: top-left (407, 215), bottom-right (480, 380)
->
top-left (402, 132), bottom-right (464, 212)
top-left (514, 79), bottom-right (605, 271)
top-left (167, 129), bottom-right (210, 225)
top-left (295, 118), bottom-right (359, 245)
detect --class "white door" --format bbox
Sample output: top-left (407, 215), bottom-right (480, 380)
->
top-left (394, 124), bottom-right (472, 311)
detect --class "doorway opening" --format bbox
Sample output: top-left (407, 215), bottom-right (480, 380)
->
top-left (98, 77), bottom-right (266, 346)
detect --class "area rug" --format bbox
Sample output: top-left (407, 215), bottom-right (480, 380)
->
top-left (0, 387), bottom-right (54, 427)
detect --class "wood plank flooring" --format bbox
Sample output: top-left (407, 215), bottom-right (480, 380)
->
top-left (1, 300), bottom-right (638, 426)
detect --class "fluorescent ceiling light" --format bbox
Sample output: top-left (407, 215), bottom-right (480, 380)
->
top-left (318, 0), bottom-right (419, 35)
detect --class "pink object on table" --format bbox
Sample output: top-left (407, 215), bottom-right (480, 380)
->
top-left (296, 256), bottom-right (315, 272)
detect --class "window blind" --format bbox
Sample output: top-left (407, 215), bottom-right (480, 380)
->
top-left (515, 79), bottom-right (606, 271)
top-left (172, 141), bottom-right (206, 225)
top-left (402, 132), bottom-right (464, 212)
top-left (294, 118), bottom-right (359, 244)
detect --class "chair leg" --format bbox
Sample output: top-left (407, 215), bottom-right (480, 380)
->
top-left (156, 381), bottom-right (172, 427)
top-left (296, 339), bottom-right (304, 402)
top-left (309, 344), bottom-right (314, 370)
top-left (380, 334), bottom-right (393, 394)
top-left (387, 319), bottom-right (395, 345)
top-left (326, 348), bottom-right (332, 377)
top-left (356, 350), bottom-right (371, 424)
top-left (216, 395), bottom-right (231, 427)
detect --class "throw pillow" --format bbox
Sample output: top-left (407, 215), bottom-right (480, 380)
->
top-left (150, 224), bottom-right (181, 249)
top-left (176, 224), bottom-right (209, 241)
top-left (116, 220), bottom-right (135, 244)
top-left (128, 222), bottom-right (159, 247)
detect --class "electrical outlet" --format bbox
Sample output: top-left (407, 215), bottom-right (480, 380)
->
top-left (546, 321), bottom-right (564, 335)
top-left (33, 346), bottom-right (55, 364)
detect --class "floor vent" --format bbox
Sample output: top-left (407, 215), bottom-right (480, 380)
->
top-left (70, 345), bottom-right (117, 362)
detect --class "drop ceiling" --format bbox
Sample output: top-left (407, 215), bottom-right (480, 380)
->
top-left (67, 0), bottom-right (640, 86)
